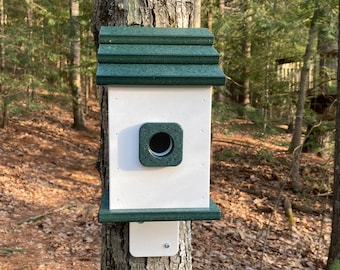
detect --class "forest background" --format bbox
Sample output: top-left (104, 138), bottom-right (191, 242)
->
top-left (1, 0), bottom-right (340, 269)
top-left (1, 0), bottom-right (338, 143)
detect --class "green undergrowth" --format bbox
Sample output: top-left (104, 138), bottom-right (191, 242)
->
top-left (212, 101), bottom-right (285, 137)
top-left (330, 260), bottom-right (340, 270)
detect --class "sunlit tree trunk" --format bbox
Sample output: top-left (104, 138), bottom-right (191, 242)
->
top-left (206, 0), bottom-right (214, 31)
top-left (289, 5), bottom-right (318, 191)
top-left (92, 0), bottom-right (199, 269)
top-left (208, 0), bottom-right (225, 102)
top-left (70, 0), bottom-right (86, 130)
top-left (26, 0), bottom-right (34, 103)
top-left (0, 0), bottom-right (8, 128)
top-left (240, 0), bottom-right (251, 106)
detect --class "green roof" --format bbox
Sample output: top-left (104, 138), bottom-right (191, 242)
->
top-left (98, 44), bottom-right (219, 64)
top-left (99, 26), bottom-right (215, 45)
top-left (96, 27), bottom-right (226, 86)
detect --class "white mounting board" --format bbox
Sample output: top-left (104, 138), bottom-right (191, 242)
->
top-left (129, 221), bottom-right (179, 257)
top-left (108, 86), bottom-right (212, 210)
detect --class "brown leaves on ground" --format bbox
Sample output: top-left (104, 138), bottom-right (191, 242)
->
top-left (0, 97), bottom-right (333, 269)
top-left (193, 121), bottom-right (332, 270)
top-left (0, 93), bottom-right (101, 269)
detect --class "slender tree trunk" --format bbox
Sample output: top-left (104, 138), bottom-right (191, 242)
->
top-left (317, 4), bottom-right (337, 96)
top-left (327, 2), bottom-right (340, 267)
top-left (215, 0), bottom-right (226, 102)
top-left (193, 0), bottom-right (200, 28)
top-left (1, 98), bottom-right (9, 129)
top-left (207, 0), bottom-right (213, 31)
top-left (240, 0), bottom-right (251, 107)
top-left (0, 0), bottom-right (7, 129)
top-left (288, 6), bottom-right (319, 191)
top-left (92, 1), bottom-right (198, 269)
top-left (70, 0), bottom-right (86, 130)
top-left (302, 8), bottom-right (338, 155)
top-left (26, 0), bottom-right (34, 103)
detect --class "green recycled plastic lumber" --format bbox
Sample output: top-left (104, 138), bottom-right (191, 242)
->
top-left (96, 64), bottom-right (226, 86)
top-left (96, 26), bottom-right (226, 86)
top-left (139, 122), bottom-right (183, 167)
top-left (97, 44), bottom-right (220, 64)
top-left (99, 26), bottom-right (215, 45)
top-left (98, 189), bottom-right (221, 223)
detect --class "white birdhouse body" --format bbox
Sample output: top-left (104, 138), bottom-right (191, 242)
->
top-left (108, 86), bottom-right (212, 210)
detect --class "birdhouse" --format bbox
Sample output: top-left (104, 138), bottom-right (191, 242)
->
top-left (96, 26), bottom-right (225, 257)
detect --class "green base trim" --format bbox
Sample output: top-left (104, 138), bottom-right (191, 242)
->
top-left (98, 189), bottom-right (221, 223)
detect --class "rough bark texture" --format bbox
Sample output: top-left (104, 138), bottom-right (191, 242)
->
top-left (92, 1), bottom-right (198, 269)
top-left (326, 2), bottom-right (340, 267)
top-left (93, 0), bottom-right (199, 47)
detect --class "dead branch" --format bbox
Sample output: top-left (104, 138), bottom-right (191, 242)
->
top-left (238, 186), bottom-right (326, 215)
top-left (259, 183), bottom-right (285, 270)
top-left (16, 204), bottom-right (76, 225)
top-left (0, 247), bottom-right (26, 255)
top-left (283, 195), bottom-right (295, 228)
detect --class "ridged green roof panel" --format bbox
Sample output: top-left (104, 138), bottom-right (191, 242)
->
top-left (96, 27), bottom-right (226, 86)
top-left (97, 64), bottom-right (226, 85)
top-left (98, 44), bottom-right (220, 64)
top-left (99, 26), bottom-right (214, 45)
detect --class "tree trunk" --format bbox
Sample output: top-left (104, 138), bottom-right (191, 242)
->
top-left (302, 6), bottom-right (337, 155)
top-left (1, 97), bottom-right (9, 129)
top-left (0, 0), bottom-right (7, 129)
top-left (70, 0), bottom-right (86, 130)
top-left (92, 1), bottom-right (198, 269)
top-left (317, 4), bottom-right (337, 96)
top-left (327, 2), bottom-right (340, 267)
top-left (240, 0), bottom-right (251, 107)
top-left (288, 5), bottom-right (319, 191)
top-left (26, 0), bottom-right (34, 103)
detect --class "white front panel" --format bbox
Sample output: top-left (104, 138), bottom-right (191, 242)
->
top-left (129, 221), bottom-right (179, 257)
top-left (108, 86), bottom-right (211, 209)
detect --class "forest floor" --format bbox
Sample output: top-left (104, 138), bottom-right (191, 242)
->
top-left (0, 92), bottom-right (333, 269)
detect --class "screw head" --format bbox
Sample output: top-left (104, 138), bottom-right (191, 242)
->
top-left (164, 243), bottom-right (170, 249)
top-left (117, 2), bottom-right (124, 10)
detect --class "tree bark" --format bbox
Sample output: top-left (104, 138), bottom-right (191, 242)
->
top-left (240, 0), bottom-right (251, 107)
top-left (327, 1), bottom-right (340, 267)
top-left (288, 5), bottom-right (319, 191)
top-left (26, 0), bottom-right (35, 103)
top-left (92, 1), bottom-right (198, 269)
top-left (0, 0), bottom-right (7, 129)
top-left (70, 0), bottom-right (86, 130)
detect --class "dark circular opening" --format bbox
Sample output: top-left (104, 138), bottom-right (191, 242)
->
top-left (149, 132), bottom-right (173, 157)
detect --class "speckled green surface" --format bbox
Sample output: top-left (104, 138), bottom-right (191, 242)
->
top-left (96, 27), bottom-right (226, 86)
top-left (98, 189), bottom-right (221, 223)
top-left (97, 64), bottom-right (225, 85)
top-left (99, 26), bottom-right (214, 45)
top-left (139, 123), bottom-right (183, 167)
top-left (98, 44), bottom-right (219, 64)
